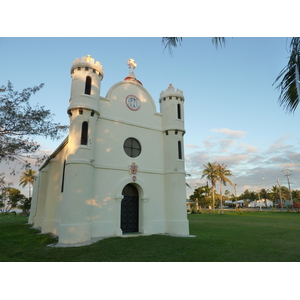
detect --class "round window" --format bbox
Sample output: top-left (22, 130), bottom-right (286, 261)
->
top-left (123, 138), bottom-right (141, 158)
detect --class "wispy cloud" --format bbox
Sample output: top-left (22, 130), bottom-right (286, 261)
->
top-left (186, 144), bottom-right (199, 148)
top-left (185, 133), bottom-right (300, 196)
top-left (211, 128), bottom-right (248, 139)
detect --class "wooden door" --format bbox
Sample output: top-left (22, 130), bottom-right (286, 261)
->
top-left (121, 184), bottom-right (139, 233)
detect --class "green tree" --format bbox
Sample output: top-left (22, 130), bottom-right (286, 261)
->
top-left (224, 189), bottom-right (231, 200)
top-left (190, 185), bottom-right (212, 209)
top-left (201, 162), bottom-right (218, 211)
top-left (18, 197), bottom-right (31, 216)
top-left (239, 189), bottom-right (258, 201)
top-left (19, 169), bottom-right (36, 198)
top-left (0, 187), bottom-right (25, 214)
top-left (0, 81), bottom-right (67, 187)
top-left (291, 190), bottom-right (300, 203)
top-left (259, 188), bottom-right (270, 207)
top-left (270, 185), bottom-right (281, 207)
top-left (162, 37), bottom-right (300, 114)
top-left (280, 186), bottom-right (291, 200)
top-left (215, 163), bottom-right (233, 213)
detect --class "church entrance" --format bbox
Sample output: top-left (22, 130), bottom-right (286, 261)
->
top-left (121, 184), bottom-right (139, 233)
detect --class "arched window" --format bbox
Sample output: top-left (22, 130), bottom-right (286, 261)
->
top-left (85, 76), bottom-right (92, 95)
top-left (177, 103), bottom-right (181, 119)
top-left (178, 140), bottom-right (182, 160)
top-left (81, 121), bottom-right (88, 145)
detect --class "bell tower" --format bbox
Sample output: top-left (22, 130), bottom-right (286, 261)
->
top-left (67, 55), bottom-right (103, 155)
top-left (59, 55), bottom-right (104, 244)
top-left (160, 84), bottom-right (189, 235)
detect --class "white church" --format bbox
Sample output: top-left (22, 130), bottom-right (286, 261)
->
top-left (28, 55), bottom-right (190, 245)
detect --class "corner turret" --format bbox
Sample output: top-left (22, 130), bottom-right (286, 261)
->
top-left (159, 84), bottom-right (185, 133)
top-left (68, 55), bottom-right (104, 116)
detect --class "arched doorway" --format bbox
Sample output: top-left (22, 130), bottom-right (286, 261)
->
top-left (121, 184), bottom-right (139, 233)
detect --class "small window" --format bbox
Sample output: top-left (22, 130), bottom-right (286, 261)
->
top-left (81, 121), bottom-right (88, 145)
top-left (123, 138), bottom-right (141, 158)
top-left (85, 76), bottom-right (92, 95)
top-left (177, 103), bottom-right (181, 119)
top-left (61, 160), bottom-right (66, 193)
top-left (178, 141), bottom-right (182, 160)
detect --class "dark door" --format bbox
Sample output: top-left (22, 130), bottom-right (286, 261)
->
top-left (121, 184), bottom-right (139, 233)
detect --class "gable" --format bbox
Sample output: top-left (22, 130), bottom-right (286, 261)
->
top-left (102, 81), bottom-right (161, 129)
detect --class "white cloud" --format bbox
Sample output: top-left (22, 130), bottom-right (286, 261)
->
top-left (185, 133), bottom-right (300, 197)
top-left (211, 128), bottom-right (248, 139)
top-left (238, 143), bottom-right (259, 153)
top-left (186, 144), bottom-right (199, 148)
top-left (202, 137), bottom-right (216, 149)
top-left (218, 139), bottom-right (236, 150)
top-left (214, 154), bottom-right (249, 165)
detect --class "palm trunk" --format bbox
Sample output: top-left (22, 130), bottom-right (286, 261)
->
top-left (212, 186), bottom-right (215, 212)
top-left (220, 181), bottom-right (224, 214)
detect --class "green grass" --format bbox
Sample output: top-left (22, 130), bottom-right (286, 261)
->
top-left (1, 211), bottom-right (300, 261)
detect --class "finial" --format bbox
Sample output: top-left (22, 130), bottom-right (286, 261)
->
top-left (127, 59), bottom-right (137, 77)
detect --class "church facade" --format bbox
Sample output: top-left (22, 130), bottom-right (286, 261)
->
top-left (28, 55), bottom-right (189, 245)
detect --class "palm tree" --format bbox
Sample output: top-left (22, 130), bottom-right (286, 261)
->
top-left (162, 37), bottom-right (300, 114)
top-left (19, 169), bottom-right (36, 198)
top-left (215, 163), bottom-right (233, 214)
top-left (270, 185), bottom-right (280, 207)
top-left (259, 188), bottom-right (270, 208)
top-left (201, 162), bottom-right (218, 212)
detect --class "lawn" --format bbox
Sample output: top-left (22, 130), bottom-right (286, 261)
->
top-left (1, 211), bottom-right (300, 262)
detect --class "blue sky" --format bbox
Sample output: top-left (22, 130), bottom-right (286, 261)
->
top-left (1, 37), bottom-right (300, 197)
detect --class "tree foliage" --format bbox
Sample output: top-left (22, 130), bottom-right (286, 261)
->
top-left (273, 37), bottom-right (300, 113)
top-left (201, 162), bottom-right (233, 211)
top-left (0, 81), bottom-right (68, 187)
top-left (19, 169), bottom-right (36, 198)
top-left (0, 187), bottom-right (25, 214)
top-left (190, 185), bottom-right (212, 208)
top-left (201, 162), bottom-right (218, 210)
top-left (215, 163), bottom-right (233, 212)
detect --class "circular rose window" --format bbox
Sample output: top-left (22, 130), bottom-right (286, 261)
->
top-left (123, 138), bottom-right (141, 158)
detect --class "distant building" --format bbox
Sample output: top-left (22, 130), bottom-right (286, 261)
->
top-left (248, 199), bottom-right (273, 208)
top-left (28, 56), bottom-right (189, 245)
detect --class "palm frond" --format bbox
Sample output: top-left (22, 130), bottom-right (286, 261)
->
top-left (162, 37), bottom-right (182, 54)
top-left (212, 37), bottom-right (227, 49)
top-left (273, 37), bottom-right (300, 114)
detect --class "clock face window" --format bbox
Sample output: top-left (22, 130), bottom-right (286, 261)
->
top-left (123, 138), bottom-right (141, 158)
top-left (125, 95), bottom-right (141, 111)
